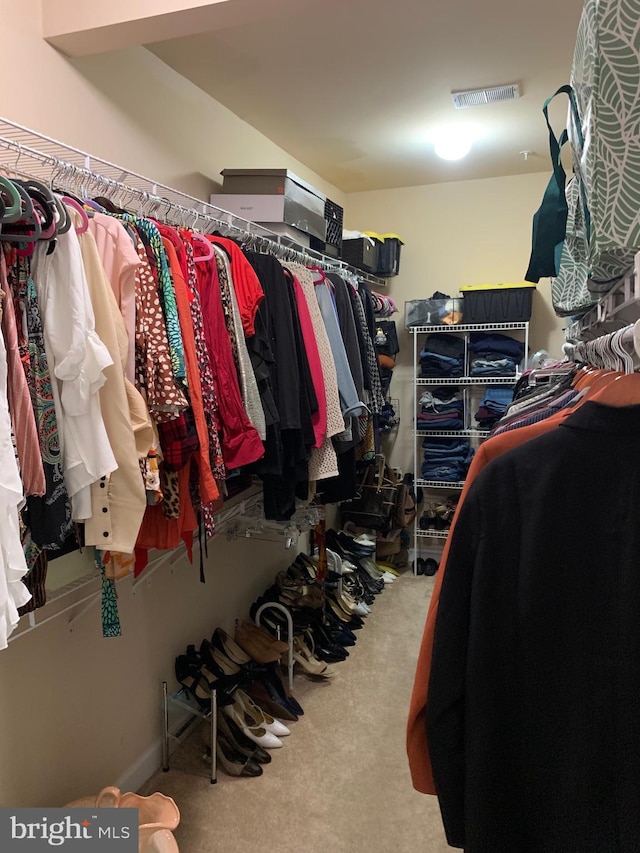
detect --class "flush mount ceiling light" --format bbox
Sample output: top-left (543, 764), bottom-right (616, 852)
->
top-left (451, 83), bottom-right (521, 109)
top-left (430, 126), bottom-right (477, 161)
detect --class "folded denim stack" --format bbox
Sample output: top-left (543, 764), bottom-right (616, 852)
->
top-left (416, 388), bottom-right (464, 431)
top-left (421, 437), bottom-right (474, 482)
top-left (420, 333), bottom-right (465, 378)
top-left (469, 332), bottom-right (524, 376)
top-left (474, 386), bottom-right (515, 429)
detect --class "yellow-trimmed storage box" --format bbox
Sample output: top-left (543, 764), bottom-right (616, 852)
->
top-left (460, 282), bottom-right (536, 323)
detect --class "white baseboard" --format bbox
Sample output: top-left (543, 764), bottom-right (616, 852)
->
top-left (115, 740), bottom-right (164, 794)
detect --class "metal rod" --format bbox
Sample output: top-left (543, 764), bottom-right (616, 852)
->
top-left (254, 602), bottom-right (295, 692)
top-left (210, 689), bottom-right (217, 784)
top-left (0, 116), bottom-right (387, 288)
top-left (162, 682), bottom-right (170, 772)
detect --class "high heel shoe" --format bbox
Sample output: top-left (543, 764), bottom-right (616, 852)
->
top-left (261, 663), bottom-right (304, 716)
top-left (211, 628), bottom-right (252, 667)
top-left (215, 710), bottom-right (272, 764)
top-left (246, 681), bottom-right (298, 722)
top-left (235, 689), bottom-right (291, 737)
top-left (223, 702), bottom-right (284, 749)
top-left (292, 636), bottom-right (335, 678)
top-left (174, 655), bottom-right (214, 711)
top-left (216, 734), bottom-right (263, 778)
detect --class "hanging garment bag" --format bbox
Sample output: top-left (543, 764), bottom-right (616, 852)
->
top-left (569, 0), bottom-right (640, 289)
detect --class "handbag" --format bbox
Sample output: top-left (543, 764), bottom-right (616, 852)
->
top-left (551, 177), bottom-right (598, 316)
top-left (569, 0), bottom-right (640, 288)
top-left (526, 86), bottom-right (583, 283)
top-left (340, 459), bottom-right (397, 531)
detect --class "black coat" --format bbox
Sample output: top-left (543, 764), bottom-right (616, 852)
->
top-left (428, 402), bottom-right (640, 853)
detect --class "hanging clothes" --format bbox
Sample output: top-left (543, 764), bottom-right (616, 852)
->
top-left (0, 254), bottom-right (45, 498)
top-left (88, 211), bottom-right (141, 382)
top-left (78, 225), bottom-right (148, 554)
top-left (31, 230), bottom-right (117, 521)
top-left (4, 250), bottom-right (73, 558)
top-left (209, 235), bottom-right (264, 337)
top-left (428, 402), bottom-right (640, 853)
top-left (0, 314), bottom-right (32, 647)
top-left (131, 233), bottom-right (188, 422)
top-left (194, 249), bottom-right (264, 470)
top-left (212, 244), bottom-right (266, 440)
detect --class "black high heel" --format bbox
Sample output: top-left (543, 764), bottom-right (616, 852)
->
top-left (215, 710), bottom-right (272, 764)
top-left (175, 655), bottom-right (214, 711)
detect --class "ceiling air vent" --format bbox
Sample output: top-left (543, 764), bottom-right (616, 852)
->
top-left (452, 84), bottom-right (521, 109)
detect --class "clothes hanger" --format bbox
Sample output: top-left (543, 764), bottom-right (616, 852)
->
top-left (0, 183), bottom-right (42, 243)
top-left (0, 176), bottom-right (22, 222)
top-left (61, 196), bottom-right (89, 234)
top-left (191, 232), bottom-right (215, 262)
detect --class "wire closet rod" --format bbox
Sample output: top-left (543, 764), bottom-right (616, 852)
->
top-left (0, 116), bottom-right (386, 287)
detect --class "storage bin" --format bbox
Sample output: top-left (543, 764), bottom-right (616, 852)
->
top-left (309, 197), bottom-right (344, 257)
top-left (211, 193), bottom-right (326, 241)
top-left (405, 298), bottom-right (464, 328)
top-left (217, 169), bottom-right (327, 241)
top-left (365, 232), bottom-right (404, 277)
top-left (460, 283), bottom-right (535, 323)
top-left (342, 236), bottom-right (380, 273)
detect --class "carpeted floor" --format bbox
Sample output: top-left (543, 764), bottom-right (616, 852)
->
top-left (141, 573), bottom-right (450, 853)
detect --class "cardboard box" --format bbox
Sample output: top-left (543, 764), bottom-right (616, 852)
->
top-left (210, 192), bottom-right (327, 241)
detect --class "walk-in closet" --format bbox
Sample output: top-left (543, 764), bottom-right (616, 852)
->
top-left (0, 1), bottom-right (638, 851)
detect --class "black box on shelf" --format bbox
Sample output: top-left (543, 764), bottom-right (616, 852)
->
top-left (374, 234), bottom-right (403, 277)
top-left (342, 236), bottom-right (379, 273)
top-left (461, 284), bottom-right (535, 323)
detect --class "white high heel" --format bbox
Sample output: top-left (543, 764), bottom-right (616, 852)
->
top-left (223, 703), bottom-right (283, 749)
top-left (235, 689), bottom-right (291, 738)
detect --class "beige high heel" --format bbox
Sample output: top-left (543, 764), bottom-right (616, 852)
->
top-left (292, 636), bottom-right (335, 678)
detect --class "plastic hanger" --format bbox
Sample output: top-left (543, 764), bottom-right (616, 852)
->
top-left (0, 176), bottom-right (22, 222)
top-left (191, 231), bottom-right (215, 262)
top-left (0, 184), bottom-right (42, 243)
top-left (61, 196), bottom-right (89, 234)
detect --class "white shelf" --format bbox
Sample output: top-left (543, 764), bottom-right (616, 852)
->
top-left (410, 322), bottom-right (528, 334)
top-left (416, 376), bottom-right (519, 386)
top-left (411, 321), bottom-right (530, 575)
top-left (416, 529), bottom-right (450, 539)
top-left (416, 429), bottom-right (490, 438)
top-left (416, 479), bottom-right (466, 490)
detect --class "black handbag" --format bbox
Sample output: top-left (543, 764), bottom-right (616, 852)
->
top-left (340, 459), bottom-right (397, 530)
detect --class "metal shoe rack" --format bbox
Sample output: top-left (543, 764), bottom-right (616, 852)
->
top-left (161, 603), bottom-right (294, 784)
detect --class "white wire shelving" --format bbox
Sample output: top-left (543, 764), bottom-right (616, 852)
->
top-left (0, 116), bottom-right (386, 288)
top-left (410, 319), bottom-right (530, 574)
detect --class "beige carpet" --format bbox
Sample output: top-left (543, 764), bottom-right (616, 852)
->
top-left (141, 573), bottom-right (450, 853)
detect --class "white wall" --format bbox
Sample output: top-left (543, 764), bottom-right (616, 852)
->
top-left (346, 173), bottom-right (565, 473)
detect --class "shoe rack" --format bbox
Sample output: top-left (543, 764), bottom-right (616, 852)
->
top-left (162, 680), bottom-right (218, 784)
top-left (410, 322), bottom-right (530, 575)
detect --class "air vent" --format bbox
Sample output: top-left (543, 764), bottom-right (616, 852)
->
top-left (452, 84), bottom-right (521, 109)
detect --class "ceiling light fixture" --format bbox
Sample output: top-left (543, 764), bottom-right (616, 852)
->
top-left (430, 126), bottom-right (476, 161)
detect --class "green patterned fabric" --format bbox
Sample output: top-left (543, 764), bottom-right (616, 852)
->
top-left (117, 216), bottom-right (186, 385)
top-left (95, 551), bottom-right (122, 638)
top-left (570, 0), bottom-right (640, 287)
top-left (551, 178), bottom-right (598, 316)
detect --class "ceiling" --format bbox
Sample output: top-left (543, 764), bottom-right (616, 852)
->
top-left (148, 0), bottom-right (585, 193)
